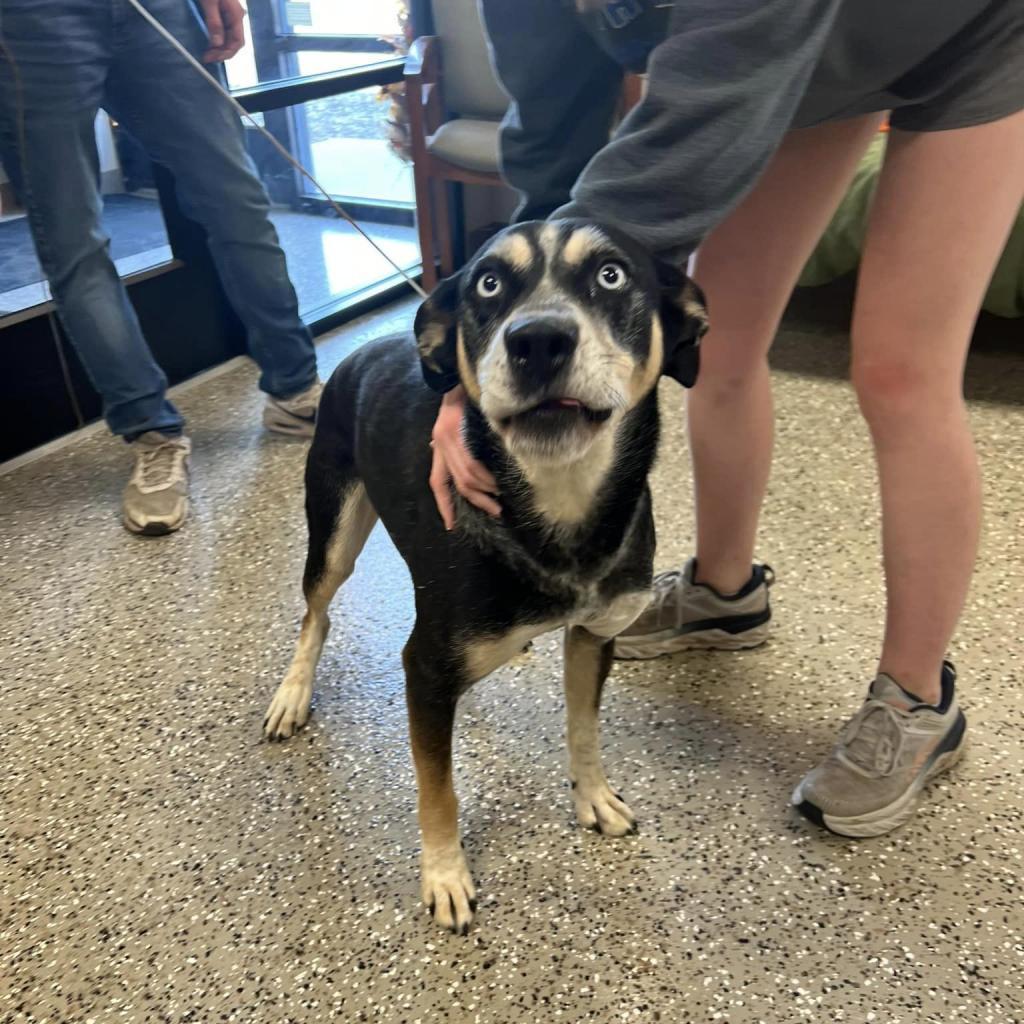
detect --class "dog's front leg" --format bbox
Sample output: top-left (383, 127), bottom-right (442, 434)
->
top-left (564, 626), bottom-right (637, 836)
top-left (403, 642), bottom-right (476, 935)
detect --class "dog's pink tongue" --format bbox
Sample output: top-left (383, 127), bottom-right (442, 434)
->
top-left (552, 398), bottom-right (582, 409)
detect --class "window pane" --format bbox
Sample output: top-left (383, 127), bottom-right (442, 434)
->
top-left (287, 0), bottom-right (403, 36)
top-left (224, 0), bottom-right (404, 90)
top-left (302, 90), bottom-right (414, 207)
top-left (242, 88), bottom-right (419, 319)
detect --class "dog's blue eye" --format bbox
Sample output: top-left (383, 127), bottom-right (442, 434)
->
top-left (597, 263), bottom-right (627, 290)
top-left (476, 273), bottom-right (502, 298)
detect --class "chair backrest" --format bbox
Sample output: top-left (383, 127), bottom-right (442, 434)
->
top-left (431, 0), bottom-right (510, 120)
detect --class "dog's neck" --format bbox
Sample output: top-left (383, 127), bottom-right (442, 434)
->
top-left (460, 396), bottom-right (659, 578)
top-left (517, 428), bottom-right (617, 529)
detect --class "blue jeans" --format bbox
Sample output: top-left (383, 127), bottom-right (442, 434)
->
top-left (0, 0), bottom-right (317, 438)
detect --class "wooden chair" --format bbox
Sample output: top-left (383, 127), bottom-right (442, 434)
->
top-left (406, 0), bottom-right (644, 290)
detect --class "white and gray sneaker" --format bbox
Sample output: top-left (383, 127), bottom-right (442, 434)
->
top-left (614, 557), bottom-right (773, 660)
top-left (263, 380), bottom-right (323, 438)
top-left (123, 431), bottom-right (191, 536)
top-left (792, 662), bottom-right (966, 838)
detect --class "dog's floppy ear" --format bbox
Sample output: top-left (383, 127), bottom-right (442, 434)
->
top-left (414, 272), bottom-right (463, 393)
top-left (657, 261), bottom-right (708, 388)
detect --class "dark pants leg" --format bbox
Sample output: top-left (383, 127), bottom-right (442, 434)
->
top-left (480, 0), bottom-right (623, 221)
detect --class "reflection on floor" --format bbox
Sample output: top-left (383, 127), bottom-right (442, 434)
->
top-left (2, 293), bottom-right (1023, 1022)
top-left (0, 193), bottom-right (417, 319)
top-left (268, 208), bottom-right (418, 317)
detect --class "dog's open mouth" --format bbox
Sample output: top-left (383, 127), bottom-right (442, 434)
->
top-left (502, 398), bottom-right (613, 429)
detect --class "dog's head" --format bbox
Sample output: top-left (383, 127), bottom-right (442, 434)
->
top-left (415, 219), bottom-right (707, 466)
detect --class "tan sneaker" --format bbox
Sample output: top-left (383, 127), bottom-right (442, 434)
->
top-left (792, 662), bottom-right (966, 838)
top-left (123, 432), bottom-right (191, 536)
top-left (263, 380), bottom-right (322, 438)
top-left (614, 558), bottom-right (773, 660)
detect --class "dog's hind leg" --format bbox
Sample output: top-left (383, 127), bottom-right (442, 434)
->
top-left (564, 626), bottom-right (637, 836)
top-left (403, 635), bottom-right (476, 935)
top-left (264, 471), bottom-right (378, 740)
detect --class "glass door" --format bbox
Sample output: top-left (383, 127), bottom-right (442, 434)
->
top-left (223, 0), bottom-right (419, 322)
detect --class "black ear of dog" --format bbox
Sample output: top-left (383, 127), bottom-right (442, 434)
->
top-left (657, 262), bottom-right (708, 388)
top-left (414, 272), bottom-right (463, 393)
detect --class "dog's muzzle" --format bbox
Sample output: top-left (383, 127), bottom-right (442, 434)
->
top-left (504, 314), bottom-right (578, 396)
top-left (494, 314), bottom-right (613, 452)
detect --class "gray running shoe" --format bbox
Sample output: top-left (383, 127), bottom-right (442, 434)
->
top-left (792, 662), bottom-right (966, 838)
top-left (614, 558), bottom-right (773, 660)
top-left (123, 431), bottom-right (191, 536)
top-left (263, 380), bottom-right (323, 438)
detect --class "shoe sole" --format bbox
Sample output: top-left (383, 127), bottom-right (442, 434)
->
top-left (123, 501), bottom-right (189, 536)
top-left (793, 710), bottom-right (967, 838)
top-left (614, 618), bottom-right (771, 660)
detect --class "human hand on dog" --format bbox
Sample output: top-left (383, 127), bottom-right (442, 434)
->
top-left (430, 386), bottom-right (501, 530)
top-left (199, 0), bottom-right (247, 62)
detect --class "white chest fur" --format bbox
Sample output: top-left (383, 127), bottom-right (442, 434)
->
top-left (520, 430), bottom-right (616, 527)
top-left (570, 590), bottom-right (651, 638)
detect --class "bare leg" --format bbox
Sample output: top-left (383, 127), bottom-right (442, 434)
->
top-left (850, 111), bottom-right (1024, 702)
top-left (689, 115), bottom-right (882, 592)
top-left (564, 626), bottom-right (636, 836)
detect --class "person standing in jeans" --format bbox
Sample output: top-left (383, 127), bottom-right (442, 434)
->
top-left (0, 0), bottom-right (322, 535)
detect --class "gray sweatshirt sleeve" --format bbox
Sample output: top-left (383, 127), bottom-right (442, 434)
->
top-left (554, 0), bottom-right (844, 263)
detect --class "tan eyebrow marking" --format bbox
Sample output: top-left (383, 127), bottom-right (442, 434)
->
top-left (483, 231), bottom-right (534, 271)
top-left (561, 225), bottom-right (609, 267)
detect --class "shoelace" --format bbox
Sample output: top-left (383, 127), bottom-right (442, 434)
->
top-left (836, 700), bottom-right (907, 778)
top-left (136, 441), bottom-right (187, 490)
top-left (645, 569), bottom-right (688, 627)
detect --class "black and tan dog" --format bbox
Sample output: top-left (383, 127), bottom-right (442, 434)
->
top-left (263, 219), bottom-right (707, 933)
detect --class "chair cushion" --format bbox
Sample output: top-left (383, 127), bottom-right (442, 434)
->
top-left (427, 118), bottom-right (501, 175)
top-left (432, 0), bottom-right (509, 119)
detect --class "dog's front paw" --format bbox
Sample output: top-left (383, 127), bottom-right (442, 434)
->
top-left (263, 678), bottom-right (312, 740)
top-left (421, 847), bottom-right (477, 935)
top-left (572, 779), bottom-right (637, 837)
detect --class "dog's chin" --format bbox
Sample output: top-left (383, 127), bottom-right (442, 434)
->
top-left (492, 399), bottom-right (614, 466)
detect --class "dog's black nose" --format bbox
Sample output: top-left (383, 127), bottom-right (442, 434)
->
top-left (504, 316), bottom-right (578, 385)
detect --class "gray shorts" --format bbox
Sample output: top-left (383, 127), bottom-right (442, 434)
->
top-left (794, 0), bottom-right (1024, 132)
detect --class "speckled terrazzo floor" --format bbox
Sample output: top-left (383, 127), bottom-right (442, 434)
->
top-left (2, 291), bottom-right (1023, 1024)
